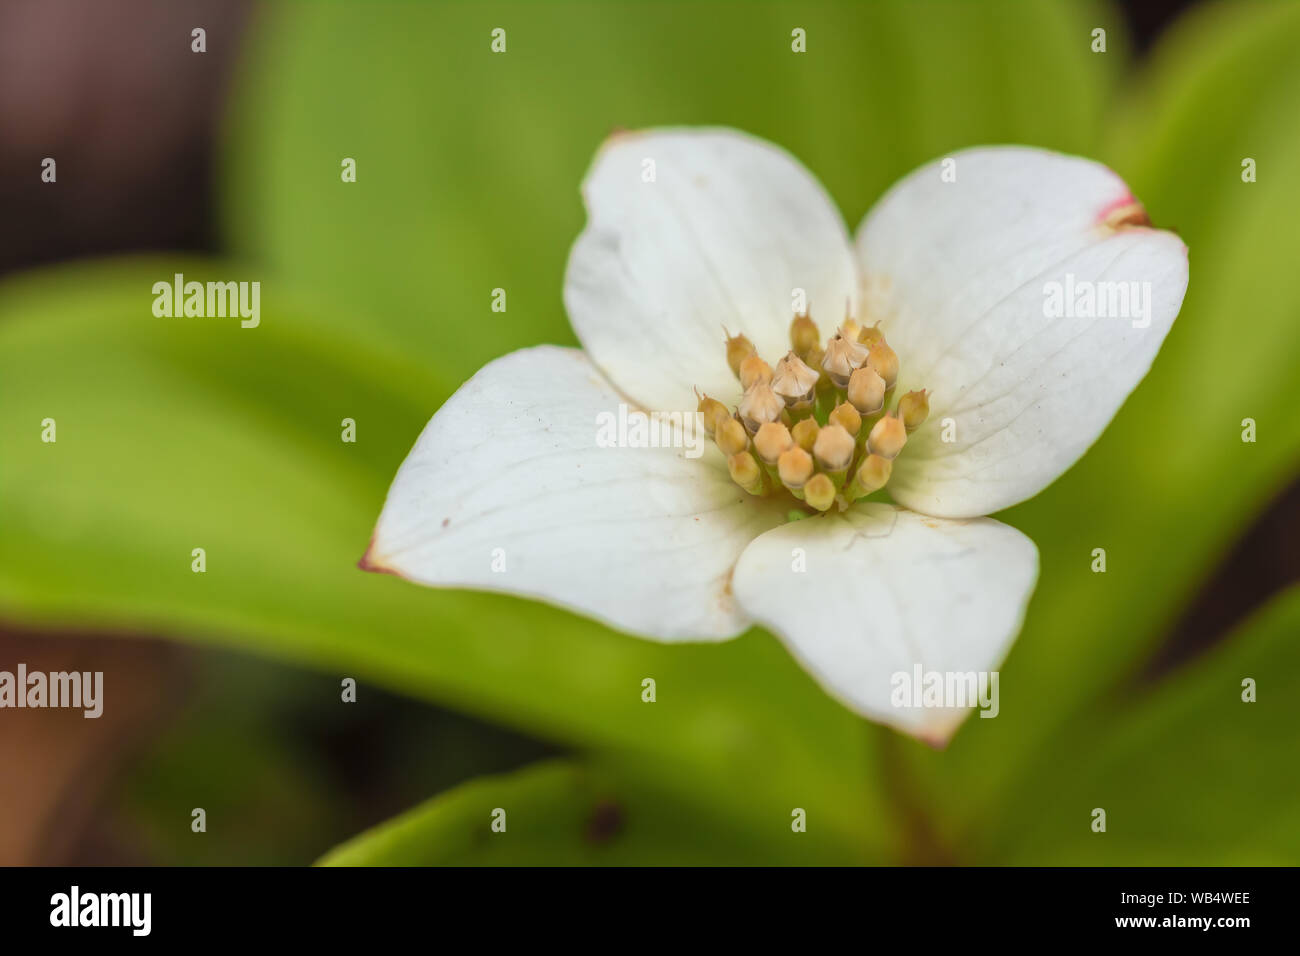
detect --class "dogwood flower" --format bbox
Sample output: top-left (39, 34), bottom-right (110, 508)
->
top-left (362, 128), bottom-right (1188, 743)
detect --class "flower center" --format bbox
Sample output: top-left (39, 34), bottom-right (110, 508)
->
top-left (697, 312), bottom-right (929, 514)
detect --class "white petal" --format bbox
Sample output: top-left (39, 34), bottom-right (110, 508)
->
top-left (856, 147), bottom-right (1189, 518)
top-left (565, 127), bottom-right (859, 412)
top-left (731, 504), bottom-right (1038, 743)
top-left (366, 346), bottom-right (785, 641)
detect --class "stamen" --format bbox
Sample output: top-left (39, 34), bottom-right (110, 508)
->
top-left (813, 423), bottom-right (855, 474)
top-left (804, 345), bottom-right (830, 396)
top-left (866, 340), bottom-right (899, 391)
top-left (857, 322), bottom-right (885, 349)
top-left (695, 389), bottom-right (731, 436)
top-left (790, 417), bottom-right (819, 453)
top-left (821, 333), bottom-right (868, 389)
top-left (708, 322), bottom-right (929, 513)
top-left (847, 366), bottom-right (886, 415)
top-left (789, 313), bottom-right (820, 357)
top-left (753, 421), bottom-right (794, 465)
top-left (725, 330), bottom-right (756, 378)
top-left (803, 473), bottom-right (836, 512)
top-left (777, 446), bottom-right (814, 495)
top-left (828, 401), bottom-right (862, 438)
top-left (737, 381), bottom-right (784, 435)
top-left (739, 354), bottom-right (773, 390)
top-left (898, 389), bottom-right (930, 432)
top-left (770, 351), bottom-right (819, 410)
top-left (715, 417), bottom-right (749, 456)
top-left (727, 451), bottom-right (766, 496)
top-left (845, 453), bottom-right (892, 502)
top-left (867, 412), bottom-right (907, 459)
top-left (839, 297), bottom-right (860, 341)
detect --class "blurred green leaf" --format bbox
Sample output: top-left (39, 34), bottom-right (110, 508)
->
top-left (904, 0), bottom-right (1300, 847)
top-left (0, 259), bottom-right (884, 860)
top-left (993, 586), bottom-right (1300, 864)
top-left (1109, 0), bottom-right (1300, 233)
top-left (319, 758), bottom-right (841, 865)
top-left (222, 0), bottom-right (1116, 391)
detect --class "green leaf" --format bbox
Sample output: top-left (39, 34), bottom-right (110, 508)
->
top-left (992, 586), bottom-right (1300, 864)
top-left (902, 0), bottom-right (1300, 846)
top-left (1108, 0), bottom-right (1300, 232)
top-left (221, 0), bottom-right (1116, 391)
top-left (0, 259), bottom-right (885, 860)
top-left (318, 758), bottom-right (838, 865)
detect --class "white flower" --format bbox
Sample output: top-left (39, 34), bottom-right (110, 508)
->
top-left (363, 128), bottom-right (1188, 744)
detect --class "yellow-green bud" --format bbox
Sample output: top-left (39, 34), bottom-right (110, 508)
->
top-left (725, 330), bottom-right (756, 378)
top-left (790, 313), bottom-right (820, 356)
top-left (867, 412), bottom-right (907, 459)
top-left (777, 445), bottom-right (814, 491)
top-left (804, 345), bottom-right (832, 394)
top-left (813, 423), bottom-right (855, 472)
top-left (857, 322), bottom-right (885, 349)
top-left (847, 366), bottom-right (886, 415)
top-left (753, 421), bottom-right (793, 465)
top-left (770, 351), bottom-right (820, 407)
top-left (790, 417), bottom-right (820, 453)
top-left (739, 354), bottom-right (773, 390)
top-left (695, 390), bottom-right (731, 436)
top-left (820, 333), bottom-right (868, 389)
top-left (828, 401), bottom-right (862, 437)
top-left (715, 417), bottom-right (749, 456)
top-left (846, 453), bottom-right (892, 502)
top-left (738, 381), bottom-right (784, 435)
top-left (867, 340), bottom-right (899, 390)
top-left (727, 451), bottom-right (766, 496)
top-left (840, 317), bottom-right (863, 342)
top-left (898, 389), bottom-right (930, 432)
top-left (803, 473), bottom-right (836, 512)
